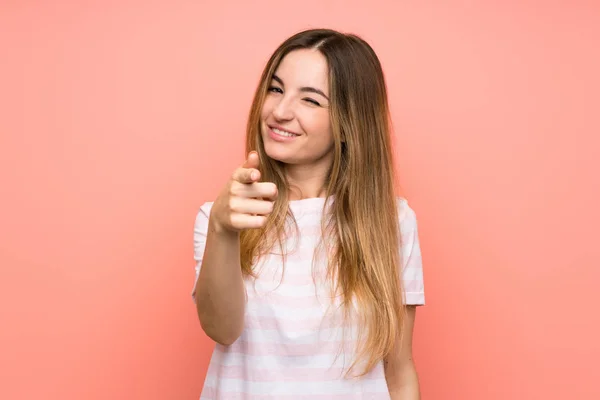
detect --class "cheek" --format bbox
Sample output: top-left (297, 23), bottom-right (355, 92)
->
top-left (307, 112), bottom-right (333, 144)
top-left (260, 98), bottom-right (275, 121)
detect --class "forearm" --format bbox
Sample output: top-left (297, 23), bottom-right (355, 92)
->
top-left (389, 381), bottom-right (420, 400)
top-left (194, 219), bottom-right (246, 345)
top-left (387, 361), bottom-right (421, 400)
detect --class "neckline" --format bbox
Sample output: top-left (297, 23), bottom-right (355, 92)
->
top-left (288, 196), bottom-right (332, 211)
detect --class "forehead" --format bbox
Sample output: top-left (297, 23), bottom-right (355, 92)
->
top-left (274, 49), bottom-right (329, 94)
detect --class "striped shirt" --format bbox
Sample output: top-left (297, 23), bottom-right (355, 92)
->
top-left (191, 196), bottom-right (425, 399)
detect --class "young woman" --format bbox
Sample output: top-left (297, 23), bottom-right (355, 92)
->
top-left (192, 28), bottom-right (425, 399)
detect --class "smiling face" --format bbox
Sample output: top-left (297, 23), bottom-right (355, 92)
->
top-left (260, 49), bottom-right (334, 172)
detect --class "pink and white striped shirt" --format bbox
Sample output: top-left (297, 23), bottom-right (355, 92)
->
top-left (192, 197), bottom-right (425, 399)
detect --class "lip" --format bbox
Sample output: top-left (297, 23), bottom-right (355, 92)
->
top-left (269, 124), bottom-right (299, 136)
top-left (267, 124), bottom-right (300, 142)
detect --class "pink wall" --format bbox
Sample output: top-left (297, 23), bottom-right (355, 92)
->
top-left (1, 1), bottom-right (598, 399)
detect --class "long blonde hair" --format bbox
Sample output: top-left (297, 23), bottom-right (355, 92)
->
top-left (240, 29), bottom-right (405, 376)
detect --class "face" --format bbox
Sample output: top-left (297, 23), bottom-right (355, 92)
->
top-left (260, 49), bottom-right (333, 170)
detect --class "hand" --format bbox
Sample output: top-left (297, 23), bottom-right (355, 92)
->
top-left (211, 151), bottom-right (278, 233)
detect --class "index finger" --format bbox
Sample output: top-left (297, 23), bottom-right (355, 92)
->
top-left (232, 167), bottom-right (260, 184)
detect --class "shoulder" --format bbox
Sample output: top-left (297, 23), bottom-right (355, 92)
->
top-left (395, 196), bottom-right (418, 232)
top-left (194, 201), bottom-right (215, 228)
top-left (198, 201), bottom-right (215, 215)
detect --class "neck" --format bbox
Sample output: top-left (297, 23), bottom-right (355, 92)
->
top-left (284, 163), bottom-right (329, 200)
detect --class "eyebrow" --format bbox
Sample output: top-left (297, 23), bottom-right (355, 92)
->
top-left (272, 74), bottom-right (329, 101)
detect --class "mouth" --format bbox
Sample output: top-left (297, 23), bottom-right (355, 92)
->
top-left (269, 125), bottom-right (300, 138)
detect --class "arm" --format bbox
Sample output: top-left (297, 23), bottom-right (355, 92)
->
top-left (194, 217), bottom-right (246, 346)
top-left (384, 305), bottom-right (420, 399)
top-left (192, 151), bottom-right (276, 345)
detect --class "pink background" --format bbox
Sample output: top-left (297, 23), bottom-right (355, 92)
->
top-left (1, 1), bottom-right (599, 399)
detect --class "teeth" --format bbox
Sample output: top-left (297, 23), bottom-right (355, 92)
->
top-left (272, 128), bottom-right (296, 137)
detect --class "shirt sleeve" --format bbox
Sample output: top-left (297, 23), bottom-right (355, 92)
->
top-left (398, 199), bottom-right (425, 306)
top-left (191, 202), bottom-right (213, 300)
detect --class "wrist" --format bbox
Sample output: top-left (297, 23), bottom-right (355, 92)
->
top-left (209, 217), bottom-right (239, 239)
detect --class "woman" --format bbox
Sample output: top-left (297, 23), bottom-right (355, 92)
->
top-left (192, 28), bottom-right (425, 399)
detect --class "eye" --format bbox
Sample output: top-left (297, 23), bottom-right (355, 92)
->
top-left (303, 98), bottom-right (321, 106)
top-left (268, 86), bottom-right (283, 94)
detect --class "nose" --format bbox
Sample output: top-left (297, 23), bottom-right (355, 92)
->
top-left (272, 95), bottom-right (294, 121)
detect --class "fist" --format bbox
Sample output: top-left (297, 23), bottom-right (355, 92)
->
top-left (211, 151), bottom-right (278, 233)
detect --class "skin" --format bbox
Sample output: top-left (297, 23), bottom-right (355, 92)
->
top-left (261, 48), bottom-right (334, 199)
top-left (384, 305), bottom-right (421, 399)
top-left (194, 152), bottom-right (276, 345)
top-left (195, 49), bottom-right (420, 397)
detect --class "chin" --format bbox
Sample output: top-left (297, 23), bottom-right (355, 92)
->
top-left (263, 144), bottom-right (294, 164)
